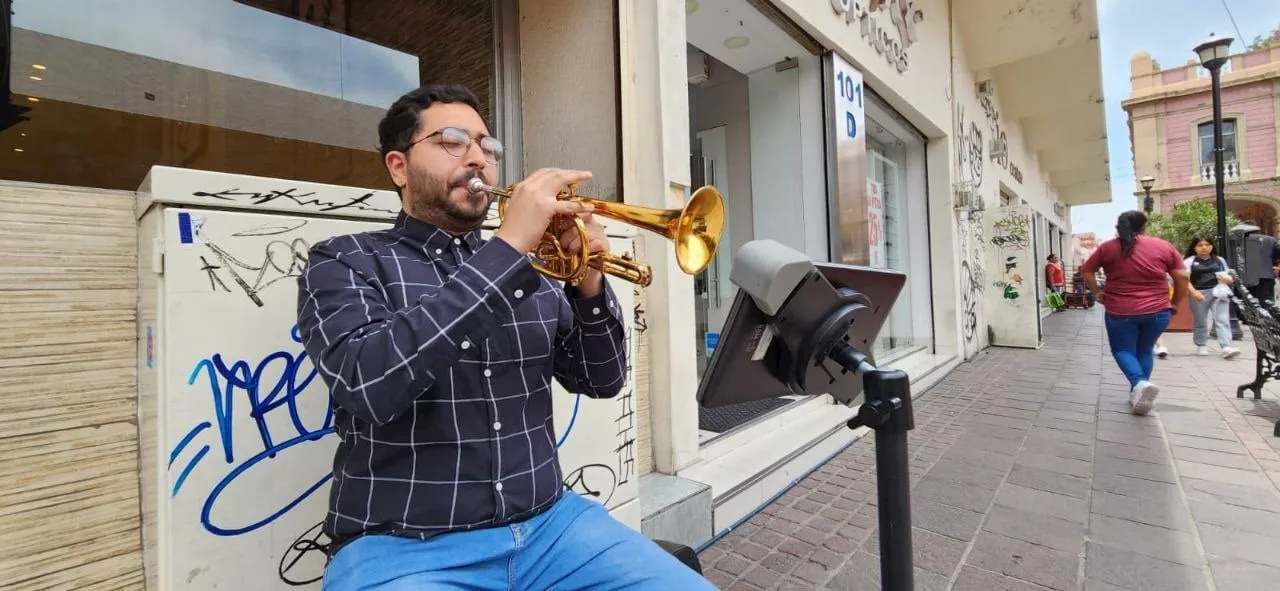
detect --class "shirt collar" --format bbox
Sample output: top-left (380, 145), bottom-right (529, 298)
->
top-left (394, 211), bottom-right (484, 253)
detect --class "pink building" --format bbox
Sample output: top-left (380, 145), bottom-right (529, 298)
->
top-left (1124, 33), bottom-right (1280, 236)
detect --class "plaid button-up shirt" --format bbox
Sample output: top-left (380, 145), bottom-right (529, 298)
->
top-left (297, 211), bottom-right (627, 550)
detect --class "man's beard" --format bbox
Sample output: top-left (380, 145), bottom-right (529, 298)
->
top-left (406, 167), bottom-right (491, 231)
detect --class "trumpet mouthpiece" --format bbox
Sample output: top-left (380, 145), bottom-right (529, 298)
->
top-left (467, 178), bottom-right (488, 194)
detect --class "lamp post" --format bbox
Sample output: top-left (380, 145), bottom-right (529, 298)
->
top-left (1194, 33), bottom-right (1234, 246)
top-left (1140, 175), bottom-right (1155, 213)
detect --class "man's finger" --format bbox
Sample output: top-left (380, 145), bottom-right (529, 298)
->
top-left (552, 201), bottom-right (592, 215)
top-left (547, 169), bottom-right (593, 186)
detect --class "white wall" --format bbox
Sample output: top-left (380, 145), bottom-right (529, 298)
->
top-left (748, 65), bottom-right (807, 254)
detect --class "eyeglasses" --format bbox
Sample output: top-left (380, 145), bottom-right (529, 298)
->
top-left (406, 127), bottom-right (504, 164)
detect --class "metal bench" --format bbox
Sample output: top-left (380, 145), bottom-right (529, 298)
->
top-left (1229, 274), bottom-right (1280, 437)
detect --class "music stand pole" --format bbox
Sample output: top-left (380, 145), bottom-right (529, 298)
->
top-left (826, 340), bottom-right (915, 591)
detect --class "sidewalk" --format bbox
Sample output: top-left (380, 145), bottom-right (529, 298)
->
top-left (698, 308), bottom-right (1280, 590)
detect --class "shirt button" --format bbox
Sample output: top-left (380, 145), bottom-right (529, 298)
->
top-left (514, 289), bottom-right (525, 298)
top-left (483, 368), bottom-right (492, 377)
top-left (592, 306), bottom-right (601, 315)
top-left (435, 248), bottom-right (442, 255)
top-left (461, 341), bottom-right (471, 350)
top-left (494, 482), bottom-right (504, 492)
top-left (493, 421), bottom-right (502, 431)
top-left (454, 238), bottom-right (462, 245)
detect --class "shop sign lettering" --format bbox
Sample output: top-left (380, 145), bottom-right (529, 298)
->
top-left (830, 0), bottom-right (925, 74)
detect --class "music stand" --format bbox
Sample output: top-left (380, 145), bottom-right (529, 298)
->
top-left (697, 262), bottom-right (916, 591)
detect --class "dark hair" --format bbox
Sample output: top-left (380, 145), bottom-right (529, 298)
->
top-left (1184, 236), bottom-right (1216, 258)
top-left (1116, 210), bottom-right (1148, 258)
top-left (1046, 254), bottom-right (1058, 261)
top-left (377, 84), bottom-right (484, 159)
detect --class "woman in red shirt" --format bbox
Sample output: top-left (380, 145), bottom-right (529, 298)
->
top-left (1045, 254), bottom-right (1065, 293)
top-left (1080, 211), bottom-right (1191, 415)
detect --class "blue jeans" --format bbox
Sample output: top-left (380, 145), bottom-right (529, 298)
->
top-left (322, 492), bottom-right (715, 590)
top-left (1104, 310), bottom-right (1172, 388)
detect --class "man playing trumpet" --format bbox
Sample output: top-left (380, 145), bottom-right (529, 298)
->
top-left (297, 83), bottom-right (713, 589)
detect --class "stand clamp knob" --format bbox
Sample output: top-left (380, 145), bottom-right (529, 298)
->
top-left (846, 397), bottom-right (902, 430)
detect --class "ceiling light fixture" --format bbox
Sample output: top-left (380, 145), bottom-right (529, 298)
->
top-left (29, 76), bottom-right (42, 81)
top-left (27, 97), bottom-right (39, 103)
top-left (32, 64), bottom-right (46, 70)
top-left (724, 36), bottom-right (750, 49)
top-left (13, 148), bottom-right (25, 153)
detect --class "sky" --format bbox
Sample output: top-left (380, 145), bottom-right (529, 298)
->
top-left (1070, 0), bottom-right (1280, 239)
top-left (12, 0), bottom-right (419, 109)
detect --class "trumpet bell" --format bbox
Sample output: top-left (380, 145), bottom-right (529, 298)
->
top-left (673, 186), bottom-right (725, 276)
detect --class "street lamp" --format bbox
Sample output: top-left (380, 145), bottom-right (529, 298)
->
top-left (1194, 33), bottom-right (1234, 246)
top-left (1140, 175), bottom-right (1155, 213)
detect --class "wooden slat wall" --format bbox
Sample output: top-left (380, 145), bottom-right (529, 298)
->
top-left (0, 183), bottom-right (143, 589)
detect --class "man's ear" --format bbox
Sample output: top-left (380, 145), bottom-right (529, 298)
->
top-left (385, 151), bottom-right (408, 189)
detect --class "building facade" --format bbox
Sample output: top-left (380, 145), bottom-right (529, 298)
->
top-left (0, 0), bottom-right (1109, 587)
top-left (1124, 32), bottom-right (1280, 235)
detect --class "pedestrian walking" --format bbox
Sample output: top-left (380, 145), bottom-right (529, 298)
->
top-left (1183, 236), bottom-right (1241, 359)
top-left (1080, 211), bottom-right (1190, 415)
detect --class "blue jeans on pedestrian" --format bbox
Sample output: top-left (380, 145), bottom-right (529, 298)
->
top-left (1104, 310), bottom-right (1172, 388)
top-left (321, 491), bottom-right (716, 590)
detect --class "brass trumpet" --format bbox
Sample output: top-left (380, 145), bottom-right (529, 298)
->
top-left (467, 178), bottom-right (724, 288)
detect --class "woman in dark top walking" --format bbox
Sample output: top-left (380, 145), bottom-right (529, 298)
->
top-left (1183, 237), bottom-right (1240, 359)
top-left (1081, 211), bottom-right (1191, 415)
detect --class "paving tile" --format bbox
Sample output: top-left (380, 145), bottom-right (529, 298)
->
top-left (952, 566), bottom-right (1049, 591)
top-left (1091, 472), bottom-right (1183, 502)
top-left (981, 504), bottom-right (1084, 552)
top-left (1167, 433), bottom-right (1248, 454)
top-left (1090, 490), bottom-right (1194, 532)
top-left (1175, 460), bottom-right (1275, 488)
top-left (1206, 557), bottom-right (1280, 590)
top-left (910, 498), bottom-right (984, 542)
top-left (1186, 498), bottom-right (1280, 537)
top-left (862, 526), bottom-right (968, 577)
top-left (912, 477), bottom-right (998, 513)
top-left (1014, 449), bottom-right (1093, 478)
top-left (1094, 454), bottom-right (1178, 483)
top-left (1182, 477), bottom-right (1280, 513)
top-left (1088, 513), bottom-right (1202, 566)
top-left (1005, 464), bottom-right (1092, 499)
top-left (1197, 523), bottom-right (1280, 569)
top-left (965, 530), bottom-right (1080, 590)
top-left (1085, 543), bottom-right (1210, 591)
top-left (994, 483), bottom-right (1090, 524)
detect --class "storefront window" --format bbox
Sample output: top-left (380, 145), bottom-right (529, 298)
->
top-left (685, 2), bottom-right (825, 439)
top-left (863, 90), bottom-right (933, 359)
top-left (3, 0), bottom-right (501, 191)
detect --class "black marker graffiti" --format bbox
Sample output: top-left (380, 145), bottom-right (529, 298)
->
top-left (563, 464), bottom-right (618, 506)
top-left (615, 387), bottom-right (636, 487)
top-left (278, 521), bottom-right (329, 586)
top-left (232, 218), bottom-right (310, 237)
top-left (193, 188), bottom-right (397, 216)
top-left (200, 256), bottom-right (231, 292)
top-left (960, 261), bottom-right (979, 343)
top-left (990, 234), bottom-right (1029, 249)
top-left (201, 238), bottom-right (311, 306)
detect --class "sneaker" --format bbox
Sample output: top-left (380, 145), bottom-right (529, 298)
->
top-left (1131, 381), bottom-right (1160, 416)
top-left (1222, 347), bottom-right (1241, 360)
top-left (1155, 344), bottom-right (1169, 359)
top-left (1196, 346), bottom-right (1210, 356)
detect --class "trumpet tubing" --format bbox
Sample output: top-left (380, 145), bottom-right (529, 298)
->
top-left (467, 177), bottom-right (724, 288)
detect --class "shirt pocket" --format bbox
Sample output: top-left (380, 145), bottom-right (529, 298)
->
top-left (485, 295), bottom-right (559, 369)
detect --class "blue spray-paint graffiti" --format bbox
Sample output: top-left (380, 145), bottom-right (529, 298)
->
top-left (169, 325), bottom-right (335, 536)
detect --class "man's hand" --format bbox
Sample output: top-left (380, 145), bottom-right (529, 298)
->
top-left (557, 213), bottom-right (609, 298)
top-left (1191, 290), bottom-right (1206, 302)
top-left (495, 168), bottom-right (594, 254)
